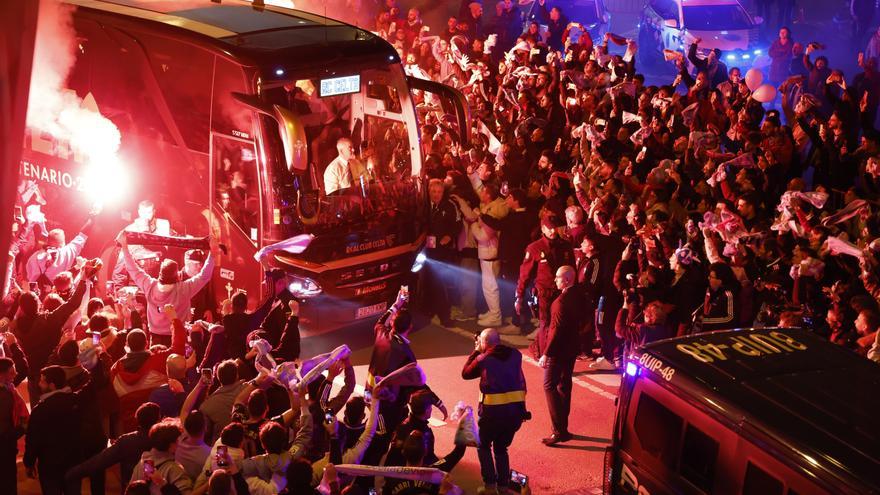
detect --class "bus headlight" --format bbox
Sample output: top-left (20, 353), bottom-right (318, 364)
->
top-left (288, 276), bottom-right (322, 298)
top-left (411, 251), bottom-right (427, 273)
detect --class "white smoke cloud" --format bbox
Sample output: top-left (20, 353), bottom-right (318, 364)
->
top-left (27, 0), bottom-right (124, 204)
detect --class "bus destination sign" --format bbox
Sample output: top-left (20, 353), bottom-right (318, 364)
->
top-left (320, 75), bottom-right (360, 97)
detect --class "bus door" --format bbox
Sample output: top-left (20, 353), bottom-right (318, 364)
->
top-left (404, 76), bottom-right (473, 169)
top-left (209, 132), bottom-right (264, 308)
top-left (210, 58), bottom-right (263, 309)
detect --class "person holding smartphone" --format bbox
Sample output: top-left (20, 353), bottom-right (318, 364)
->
top-left (128, 420), bottom-right (192, 493)
top-left (462, 328), bottom-right (528, 493)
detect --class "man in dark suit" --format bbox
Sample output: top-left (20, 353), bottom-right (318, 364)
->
top-left (425, 179), bottom-right (460, 327)
top-left (539, 265), bottom-right (580, 445)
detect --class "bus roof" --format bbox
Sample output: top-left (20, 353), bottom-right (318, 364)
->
top-left (66, 0), bottom-right (387, 61)
top-left (636, 328), bottom-right (880, 491)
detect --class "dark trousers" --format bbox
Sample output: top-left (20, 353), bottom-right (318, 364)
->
top-left (0, 444), bottom-right (16, 495)
top-left (543, 356), bottom-right (576, 435)
top-left (477, 416), bottom-right (522, 486)
top-left (64, 442), bottom-right (106, 495)
top-left (499, 261), bottom-right (518, 320)
top-left (534, 288), bottom-right (558, 353)
top-left (423, 256), bottom-right (452, 322)
top-left (597, 299), bottom-right (621, 361)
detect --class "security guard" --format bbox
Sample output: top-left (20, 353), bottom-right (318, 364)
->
top-left (515, 215), bottom-right (574, 347)
top-left (462, 328), bottom-right (528, 494)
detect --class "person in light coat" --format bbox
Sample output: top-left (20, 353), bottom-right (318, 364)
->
top-left (454, 183), bottom-right (509, 327)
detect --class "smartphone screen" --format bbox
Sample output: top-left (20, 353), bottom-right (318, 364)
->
top-left (511, 469), bottom-right (528, 486)
top-left (216, 445), bottom-right (229, 467)
top-left (144, 459), bottom-right (155, 478)
top-left (200, 368), bottom-right (213, 384)
top-left (92, 332), bottom-right (101, 345)
top-left (29, 282), bottom-right (37, 292)
top-left (324, 411), bottom-right (334, 424)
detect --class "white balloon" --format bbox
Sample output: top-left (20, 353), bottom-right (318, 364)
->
top-left (745, 68), bottom-right (764, 91)
top-left (752, 83), bottom-right (778, 103)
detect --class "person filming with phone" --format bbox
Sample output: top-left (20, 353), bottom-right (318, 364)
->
top-left (462, 328), bottom-right (528, 494)
top-left (128, 419), bottom-right (192, 494)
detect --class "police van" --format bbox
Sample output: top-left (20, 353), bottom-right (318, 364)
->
top-left (638, 0), bottom-right (764, 68)
top-left (603, 328), bottom-right (880, 494)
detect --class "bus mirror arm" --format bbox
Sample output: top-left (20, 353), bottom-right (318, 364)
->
top-left (231, 92), bottom-right (308, 173)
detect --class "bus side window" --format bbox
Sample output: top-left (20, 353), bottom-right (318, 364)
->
top-left (632, 392), bottom-right (683, 468)
top-left (742, 462), bottom-right (784, 495)
top-left (679, 424), bottom-right (719, 491)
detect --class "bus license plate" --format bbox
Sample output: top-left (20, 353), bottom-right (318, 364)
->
top-left (356, 302), bottom-right (387, 319)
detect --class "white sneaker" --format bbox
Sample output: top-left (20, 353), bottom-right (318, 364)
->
top-left (588, 357), bottom-right (617, 371)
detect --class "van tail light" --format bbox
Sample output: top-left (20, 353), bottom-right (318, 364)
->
top-left (603, 446), bottom-right (614, 494)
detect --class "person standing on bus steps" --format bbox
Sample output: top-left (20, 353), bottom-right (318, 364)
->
top-left (425, 179), bottom-right (459, 327)
top-left (539, 266), bottom-right (580, 446)
top-left (116, 231), bottom-right (215, 346)
top-left (516, 215), bottom-right (574, 345)
top-left (112, 200), bottom-right (170, 286)
top-left (462, 328), bottom-right (527, 494)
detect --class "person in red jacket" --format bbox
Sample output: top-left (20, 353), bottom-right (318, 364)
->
top-left (110, 305), bottom-right (186, 433)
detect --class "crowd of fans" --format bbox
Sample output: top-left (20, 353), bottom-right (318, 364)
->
top-left (5, 0), bottom-right (880, 494)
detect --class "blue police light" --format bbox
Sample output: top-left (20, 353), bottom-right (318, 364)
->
top-left (411, 251), bottom-right (427, 273)
top-left (753, 49), bottom-right (762, 55)
top-left (726, 54), bottom-right (736, 61)
top-left (742, 54), bottom-right (751, 60)
top-left (625, 362), bottom-right (639, 377)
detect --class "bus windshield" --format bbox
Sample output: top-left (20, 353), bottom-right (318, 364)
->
top-left (261, 65), bottom-right (424, 244)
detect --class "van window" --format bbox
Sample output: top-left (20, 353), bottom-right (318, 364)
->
top-left (680, 424), bottom-right (718, 491)
top-left (742, 462), bottom-right (784, 495)
top-left (633, 393), bottom-right (683, 467)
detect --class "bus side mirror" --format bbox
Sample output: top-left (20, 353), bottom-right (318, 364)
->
top-left (271, 105), bottom-right (308, 173)
top-left (231, 92), bottom-right (308, 172)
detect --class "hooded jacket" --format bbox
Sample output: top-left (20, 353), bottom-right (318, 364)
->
top-left (122, 246), bottom-right (214, 336)
top-left (110, 318), bottom-right (186, 432)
